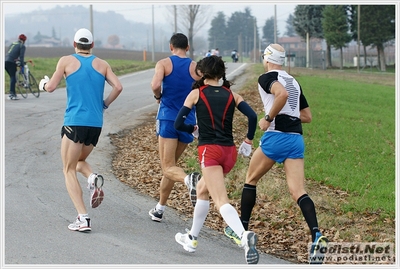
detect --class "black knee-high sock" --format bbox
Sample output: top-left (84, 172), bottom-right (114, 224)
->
top-left (240, 183), bottom-right (257, 231)
top-left (297, 194), bottom-right (320, 242)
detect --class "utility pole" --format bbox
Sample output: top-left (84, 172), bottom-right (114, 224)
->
top-left (152, 5), bottom-right (155, 62)
top-left (238, 33), bottom-right (242, 63)
top-left (357, 5), bottom-right (360, 73)
top-left (306, 32), bottom-right (309, 68)
top-left (259, 27), bottom-right (262, 62)
top-left (174, 5), bottom-right (177, 34)
top-left (90, 5), bottom-right (93, 38)
top-left (253, 18), bottom-right (256, 63)
top-left (274, 5), bottom-right (277, 43)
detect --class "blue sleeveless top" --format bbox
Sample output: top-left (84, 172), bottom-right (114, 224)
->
top-left (157, 55), bottom-right (196, 123)
top-left (64, 54), bottom-right (105, 127)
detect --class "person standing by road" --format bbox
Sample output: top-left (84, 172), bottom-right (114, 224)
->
top-left (149, 33), bottom-right (202, 222)
top-left (174, 55), bottom-right (259, 264)
top-left (5, 34), bottom-right (27, 100)
top-left (38, 28), bottom-right (123, 232)
top-left (223, 43), bottom-right (329, 263)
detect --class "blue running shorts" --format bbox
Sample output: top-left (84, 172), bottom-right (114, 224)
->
top-left (259, 132), bottom-right (304, 163)
top-left (156, 119), bottom-right (194, 144)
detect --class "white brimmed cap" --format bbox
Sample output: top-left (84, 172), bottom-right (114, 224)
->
top-left (74, 28), bottom-right (93, 45)
top-left (263, 44), bottom-right (285, 65)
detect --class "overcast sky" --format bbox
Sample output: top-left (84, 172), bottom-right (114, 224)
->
top-left (4, 1), bottom-right (387, 36)
top-left (2, 1), bottom-right (297, 34)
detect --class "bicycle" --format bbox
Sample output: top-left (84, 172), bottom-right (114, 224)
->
top-left (15, 60), bottom-right (40, 98)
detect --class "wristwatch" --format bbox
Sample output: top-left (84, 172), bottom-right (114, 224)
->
top-left (154, 93), bottom-right (162, 100)
top-left (265, 114), bottom-right (274, 122)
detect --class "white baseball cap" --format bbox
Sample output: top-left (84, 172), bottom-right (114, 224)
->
top-left (74, 28), bottom-right (93, 45)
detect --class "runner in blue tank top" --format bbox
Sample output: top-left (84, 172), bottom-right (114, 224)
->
top-left (149, 33), bottom-right (202, 222)
top-left (64, 54), bottom-right (105, 127)
top-left (157, 55), bottom-right (196, 124)
top-left (38, 28), bottom-right (123, 232)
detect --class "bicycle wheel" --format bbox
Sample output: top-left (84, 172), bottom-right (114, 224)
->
top-left (28, 72), bottom-right (40, 98)
top-left (16, 72), bottom-right (28, 98)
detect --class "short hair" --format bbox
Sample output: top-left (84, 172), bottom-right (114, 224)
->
top-left (170, 33), bottom-right (188, 50)
top-left (76, 43), bottom-right (91, 50)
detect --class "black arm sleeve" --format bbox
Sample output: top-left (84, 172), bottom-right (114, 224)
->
top-left (237, 101), bottom-right (257, 140)
top-left (174, 106), bottom-right (195, 133)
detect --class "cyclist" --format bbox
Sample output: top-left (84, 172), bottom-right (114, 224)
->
top-left (231, 49), bottom-right (238, 63)
top-left (5, 34), bottom-right (27, 100)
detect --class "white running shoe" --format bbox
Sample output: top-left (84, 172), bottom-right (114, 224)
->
top-left (87, 173), bottom-right (104, 208)
top-left (241, 231), bottom-right (259, 264)
top-left (175, 231), bottom-right (198, 253)
top-left (68, 216), bottom-right (91, 232)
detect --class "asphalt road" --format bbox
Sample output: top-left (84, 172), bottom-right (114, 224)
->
top-left (3, 62), bottom-right (291, 268)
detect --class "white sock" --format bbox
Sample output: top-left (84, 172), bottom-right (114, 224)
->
top-left (190, 199), bottom-right (210, 238)
top-left (88, 173), bottom-right (95, 183)
top-left (155, 203), bottom-right (165, 212)
top-left (219, 203), bottom-right (245, 239)
top-left (79, 213), bottom-right (89, 219)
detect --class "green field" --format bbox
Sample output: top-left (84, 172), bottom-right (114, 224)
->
top-left (298, 74), bottom-right (395, 215)
top-left (250, 65), bottom-right (395, 217)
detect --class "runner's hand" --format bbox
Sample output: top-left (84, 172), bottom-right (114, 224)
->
top-left (238, 141), bottom-right (252, 157)
top-left (192, 125), bottom-right (199, 139)
top-left (39, 76), bottom-right (49, 91)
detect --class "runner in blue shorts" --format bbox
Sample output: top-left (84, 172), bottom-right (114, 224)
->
top-left (259, 131), bottom-right (304, 163)
top-left (149, 33), bottom-right (202, 222)
top-left (157, 119), bottom-right (193, 144)
top-left (224, 43), bottom-right (329, 264)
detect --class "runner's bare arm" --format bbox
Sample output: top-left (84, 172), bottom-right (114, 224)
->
top-left (104, 61), bottom-right (123, 107)
top-left (45, 56), bottom-right (69, 92)
top-left (151, 60), bottom-right (165, 98)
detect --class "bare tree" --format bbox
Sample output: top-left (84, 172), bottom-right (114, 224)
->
top-left (178, 5), bottom-right (211, 59)
top-left (165, 5), bottom-right (179, 33)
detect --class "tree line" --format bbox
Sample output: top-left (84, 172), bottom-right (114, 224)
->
top-left (292, 5), bottom-right (395, 71)
top-left (203, 5), bottom-right (395, 71)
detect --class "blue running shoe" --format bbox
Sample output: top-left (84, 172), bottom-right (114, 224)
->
top-left (224, 226), bottom-right (241, 246)
top-left (309, 232), bottom-right (329, 264)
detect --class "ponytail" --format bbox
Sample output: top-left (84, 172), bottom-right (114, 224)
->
top-left (222, 74), bottom-right (233, 89)
top-left (192, 77), bottom-right (206, 89)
